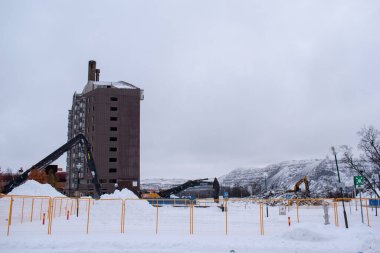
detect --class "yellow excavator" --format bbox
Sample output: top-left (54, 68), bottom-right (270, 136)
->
top-left (287, 176), bottom-right (310, 193)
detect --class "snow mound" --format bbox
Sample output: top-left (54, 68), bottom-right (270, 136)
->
top-left (101, 188), bottom-right (139, 199)
top-left (283, 227), bottom-right (330, 241)
top-left (8, 180), bottom-right (65, 197)
top-left (99, 188), bottom-right (153, 213)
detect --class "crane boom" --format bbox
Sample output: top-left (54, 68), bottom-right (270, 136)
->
top-left (2, 134), bottom-right (101, 199)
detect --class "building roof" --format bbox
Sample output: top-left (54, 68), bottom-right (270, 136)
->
top-left (82, 80), bottom-right (142, 94)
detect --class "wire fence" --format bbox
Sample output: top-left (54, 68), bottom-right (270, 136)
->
top-left (0, 195), bottom-right (378, 237)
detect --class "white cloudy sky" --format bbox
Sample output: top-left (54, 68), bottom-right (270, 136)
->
top-left (0, 1), bottom-right (379, 179)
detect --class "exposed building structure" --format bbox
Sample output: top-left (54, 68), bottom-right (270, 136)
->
top-left (66, 61), bottom-right (144, 196)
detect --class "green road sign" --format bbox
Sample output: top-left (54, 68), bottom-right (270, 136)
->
top-left (354, 175), bottom-right (364, 186)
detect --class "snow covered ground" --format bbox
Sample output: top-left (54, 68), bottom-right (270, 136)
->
top-left (0, 181), bottom-right (379, 253)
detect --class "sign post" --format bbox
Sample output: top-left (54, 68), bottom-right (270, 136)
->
top-left (331, 147), bottom-right (349, 229)
top-left (354, 176), bottom-right (364, 187)
top-left (354, 176), bottom-right (364, 223)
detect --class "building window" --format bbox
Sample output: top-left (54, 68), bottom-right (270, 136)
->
top-left (109, 147), bottom-right (117, 152)
top-left (109, 158), bottom-right (117, 162)
top-left (109, 179), bottom-right (117, 183)
top-left (93, 106), bottom-right (95, 111)
top-left (110, 117), bottom-right (118, 121)
top-left (110, 107), bottom-right (118, 111)
top-left (110, 127), bottom-right (117, 131)
top-left (99, 179), bottom-right (107, 183)
top-left (110, 97), bottom-right (118, 101)
top-left (109, 137), bottom-right (117, 141)
top-left (109, 168), bottom-right (117, 173)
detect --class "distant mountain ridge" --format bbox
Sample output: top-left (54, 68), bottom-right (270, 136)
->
top-left (141, 159), bottom-right (376, 196)
top-left (140, 178), bottom-right (188, 191)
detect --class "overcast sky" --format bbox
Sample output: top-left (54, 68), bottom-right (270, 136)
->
top-left (0, 1), bottom-right (379, 179)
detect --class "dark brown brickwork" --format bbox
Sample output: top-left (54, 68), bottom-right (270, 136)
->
top-left (66, 61), bottom-right (143, 197)
top-left (84, 88), bottom-right (141, 194)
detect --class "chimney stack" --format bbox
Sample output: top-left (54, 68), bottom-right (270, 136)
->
top-left (95, 69), bottom-right (100, 81)
top-left (88, 60), bottom-right (96, 81)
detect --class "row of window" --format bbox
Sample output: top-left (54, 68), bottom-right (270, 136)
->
top-left (88, 106), bottom-right (117, 112)
top-left (99, 179), bottom-right (118, 183)
top-left (91, 116), bottom-right (118, 122)
top-left (87, 126), bottom-right (117, 132)
top-left (87, 96), bottom-right (119, 103)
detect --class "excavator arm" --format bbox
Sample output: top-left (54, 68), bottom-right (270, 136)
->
top-left (157, 178), bottom-right (220, 200)
top-left (2, 134), bottom-right (101, 199)
top-left (293, 176), bottom-right (309, 192)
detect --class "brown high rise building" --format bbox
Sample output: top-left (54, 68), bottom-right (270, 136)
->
top-left (66, 61), bottom-right (144, 196)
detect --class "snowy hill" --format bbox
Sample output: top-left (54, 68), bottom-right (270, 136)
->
top-left (219, 158), bottom-right (376, 196)
top-left (140, 178), bottom-right (188, 191)
top-left (142, 159), bottom-right (377, 197)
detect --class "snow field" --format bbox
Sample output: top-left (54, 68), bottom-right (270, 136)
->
top-left (1, 197), bottom-right (379, 252)
top-left (1, 181), bottom-right (380, 252)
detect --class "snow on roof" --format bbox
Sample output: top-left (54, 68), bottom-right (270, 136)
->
top-left (7, 180), bottom-right (65, 197)
top-left (82, 80), bottom-right (141, 94)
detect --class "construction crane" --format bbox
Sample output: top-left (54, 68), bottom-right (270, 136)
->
top-left (1, 134), bottom-right (101, 199)
top-left (140, 178), bottom-right (220, 202)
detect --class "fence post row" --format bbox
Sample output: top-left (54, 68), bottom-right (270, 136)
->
top-left (1, 196), bottom-right (379, 237)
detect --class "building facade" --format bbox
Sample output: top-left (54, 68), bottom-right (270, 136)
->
top-left (66, 61), bottom-right (144, 196)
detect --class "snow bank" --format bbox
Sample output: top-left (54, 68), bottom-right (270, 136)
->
top-left (100, 188), bottom-right (139, 199)
top-left (283, 226), bottom-right (331, 242)
top-left (99, 188), bottom-right (153, 214)
top-left (8, 180), bottom-right (65, 197)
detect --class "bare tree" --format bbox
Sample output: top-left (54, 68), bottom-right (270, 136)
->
top-left (341, 146), bottom-right (379, 197)
top-left (358, 126), bottom-right (380, 171)
top-left (341, 126), bottom-right (380, 198)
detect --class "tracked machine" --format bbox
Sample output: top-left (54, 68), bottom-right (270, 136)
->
top-left (140, 178), bottom-right (220, 206)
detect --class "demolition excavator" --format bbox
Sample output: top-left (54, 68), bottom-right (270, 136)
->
top-left (287, 176), bottom-right (310, 194)
top-left (140, 178), bottom-right (220, 203)
top-left (1, 134), bottom-right (102, 198)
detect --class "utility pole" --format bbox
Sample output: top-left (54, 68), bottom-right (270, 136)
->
top-left (373, 177), bottom-right (378, 216)
top-left (331, 147), bottom-right (349, 229)
top-left (264, 173), bottom-right (269, 217)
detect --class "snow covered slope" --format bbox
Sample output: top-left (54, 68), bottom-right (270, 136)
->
top-left (219, 158), bottom-right (376, 196)
top-left (140, 159), bottom-right (377, 197)
top-left (141, 178), bottom-right (188, 191)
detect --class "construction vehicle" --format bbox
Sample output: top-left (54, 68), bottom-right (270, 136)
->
top-left (1, 134), bottom-right (102, 199)
top-left (140, 178), bottom-right (220, 203)
top-left (287, 176), bottom-right (310, 194)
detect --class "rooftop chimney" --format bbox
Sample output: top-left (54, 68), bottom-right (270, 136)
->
top-left (88, 60), bottom-right (96, 81)
top-left (95, 69), bottom-right (100, 82)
